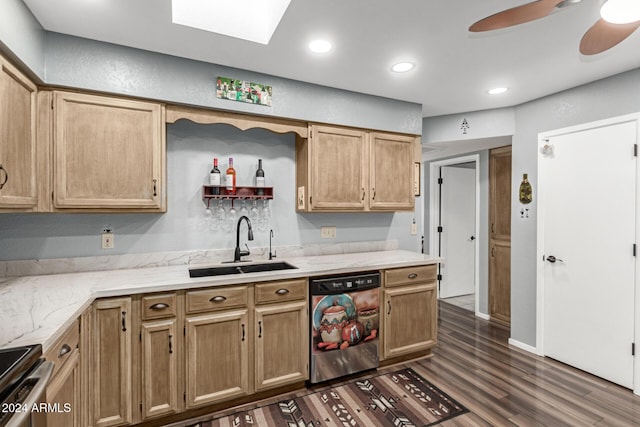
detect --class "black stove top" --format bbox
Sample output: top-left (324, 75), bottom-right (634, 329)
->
top-left (0, 345), bottom-right (42, 400)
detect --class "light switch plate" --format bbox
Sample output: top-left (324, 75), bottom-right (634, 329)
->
top-left (321, 226), bottom-right (336, 239)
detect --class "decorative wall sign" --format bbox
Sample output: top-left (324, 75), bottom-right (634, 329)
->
top-left (216, 77), bottom-right (272, 106)
top-left (519, 173), bottom-right (532, 204)
top-left (413, 162), bottom-right (421, 196)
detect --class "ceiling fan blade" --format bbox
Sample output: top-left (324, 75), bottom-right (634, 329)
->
top-left (469, 0), bottom-right (564, 32)
top-left (580, 18), bottom-right (640, 55)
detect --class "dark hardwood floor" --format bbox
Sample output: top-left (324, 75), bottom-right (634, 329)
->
top-left (172, 302), bottom-right (640, 426)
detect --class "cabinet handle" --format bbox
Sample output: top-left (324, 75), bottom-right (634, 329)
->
top-left (491, 247), bottom-right (495, 257)
top-left (149, 303), bottom-right (169, 310)
top-left (372, 188), bottom-right (376, 200)
top-left (275, 288), bottom-right (289, 295)
top-left (153, 179), bottom-right (157, 197)
top-left (387, 301), bottom-right (391, 315)
top-left (241, 323), bottom-right (245, 342)
top-left (121, 311), bottom-right (127, 332)
top-left (491, 223), bottom-right (495, 234)
top-left (168, 334), bottom-right (173, 354)
top-left (407, 273), bottom-right (418, 279)
top-left (210, 296), bottom-right (227, 303)
top-left (258, 320), bottom-right (262, 338)
top-left (362, 188), bottom-right (365, 201)
top-left (58, 344), bottom-right (71, 358)
top-left (0, 164), bottom-right (7, 190)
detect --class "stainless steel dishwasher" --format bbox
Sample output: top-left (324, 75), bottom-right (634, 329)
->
top-left (309, 271), bottom-right (380, 384)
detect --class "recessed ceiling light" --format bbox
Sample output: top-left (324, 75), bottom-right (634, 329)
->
top-left (600, 0), bottom-right (640, 24)
top-left (308, 39), bottom-right (332, 54)
top-left (391, 62), bottom-right (415, 73)
top-left (488, 87), bottom-right (508, 95)
top-left (172, 0), bottom-right (292, 45)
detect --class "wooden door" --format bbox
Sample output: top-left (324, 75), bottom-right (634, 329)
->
top-left (308, 124), bottom-right (367, 210)
top-left (46, 350), bottom-right (80, 427)
top-left (185, 310), bottom-right (249, 408)
top-left (489, 146), bottom-right (511, 325)
top-left (0, 55), bottom-right (37, 210)
top-left (369, 132), bottom-right (415, 210)
top-left (92, 298), bottom-right (132, 427)
top-left (141, 318), bottom-right (178, 420)
top-left (541, 119), bottom-right (636, 388)
top-left (254, 301), bottom-right (307, 392)
top-left (53, 91), bottom-right (165, 210)
top-left (383, 283), bottom-right (437, 359)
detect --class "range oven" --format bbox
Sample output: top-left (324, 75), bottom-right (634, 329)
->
top-left (0, 345), bottom-right (53, 427)
top-left (309, 271), bottom-right (380, 384)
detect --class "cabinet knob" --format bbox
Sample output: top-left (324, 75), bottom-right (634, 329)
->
top-left (58, 344), bottom-right (71, 358)
top-left (407, 273), bottom-right (418, 279)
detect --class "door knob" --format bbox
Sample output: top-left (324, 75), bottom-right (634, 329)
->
top-left (546, 255), bottom-right (563, 263)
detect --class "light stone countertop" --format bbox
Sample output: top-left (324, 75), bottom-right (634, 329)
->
top-left (0, 250), bottom-right (441, 351)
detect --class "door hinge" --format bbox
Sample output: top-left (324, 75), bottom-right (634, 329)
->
top-left (437, 226), bottom-right (443, 233)
top-left (634, 244), bottom-right (637, 257)
top-left (139, 332), bottom-right (142, 342)
top-left (437, 177), bottom-right (443, 184)
top-left (633, 342), bottom-right (635, 356)
top-left (183, 325), bottom-right (186, 336)
top-left (183, 392), bottom-right (186, 402)
top-left (140, 401), bottom-right (143, 412)
top-left (437, 274), bottom-right (443, 281)
top-left (634, 144), bottom-right (638, 157)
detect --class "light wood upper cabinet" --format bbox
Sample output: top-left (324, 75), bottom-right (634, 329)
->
top-left (53, 91), bottom-right (166, 211)
top-left (0, 55), bottom-right (37, 211)
top-left (297, 124), bottom-right (416, 212)
top-left (369, 132), bottom-right (415, 211)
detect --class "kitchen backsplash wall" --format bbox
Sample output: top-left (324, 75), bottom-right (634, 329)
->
top-left (0, 121), bottom-right (421, 267)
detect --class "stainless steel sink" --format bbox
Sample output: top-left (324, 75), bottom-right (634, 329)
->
top-left (189, 261), bottom-right (297, 278)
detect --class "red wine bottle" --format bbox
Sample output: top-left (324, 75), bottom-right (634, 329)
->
top-left (210, 158), bottom-right (221, 195)
top-left (255, 159), bottom-right (265, 195)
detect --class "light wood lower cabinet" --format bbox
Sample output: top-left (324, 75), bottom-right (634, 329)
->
top-left (185, 309), bottom-right (250, 408)
top-left (46, 349), bottom-right (80, 427)
top-left (91, 298), bottom-right (132, 427)
top-left (382, 266), bottom-right (437, 360)
top-left (140, 318), bottom-right (178, 419)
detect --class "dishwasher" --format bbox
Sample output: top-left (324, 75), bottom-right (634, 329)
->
top-left (309, 271), bottom-right (380, 384)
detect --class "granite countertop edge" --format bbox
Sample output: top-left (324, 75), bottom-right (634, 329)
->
top-left (0, 250), bottom-right (441, 351)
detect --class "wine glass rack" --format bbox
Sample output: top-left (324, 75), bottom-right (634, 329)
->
top-left (202, 185), bottom-right (273, 208)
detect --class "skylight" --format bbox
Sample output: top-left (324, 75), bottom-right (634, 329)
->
top-left (171, 0), bottom-right (292, 45)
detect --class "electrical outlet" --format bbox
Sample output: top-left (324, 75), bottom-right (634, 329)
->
top-left (320, 226), bottom-right (337, 239)
top-left (411, 222), bottom-right (418, 235)
top-left (102, 231), bottom-right (114, 249)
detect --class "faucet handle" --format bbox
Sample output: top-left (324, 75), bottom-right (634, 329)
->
top-left (244, 243), bottom-right (251, 254)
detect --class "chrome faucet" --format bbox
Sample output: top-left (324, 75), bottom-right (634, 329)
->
top-left (234, 216), bottom-right (254, 262)
top-left (269, 229), bottom-right (276, 260)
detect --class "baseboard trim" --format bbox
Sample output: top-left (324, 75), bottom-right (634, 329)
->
top-left (508, 338), bottom-right (540, 355)
top-left (475, 312), bottom-right (490, 320)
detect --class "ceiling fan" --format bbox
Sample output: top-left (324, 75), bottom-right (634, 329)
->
top-left (469, 0), bottom-right (640, 55)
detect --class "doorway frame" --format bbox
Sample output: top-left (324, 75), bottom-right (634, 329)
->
top-left (429, 154), bottom-right (481, 315)
top-left (536, 112), bottom-right (640, 394)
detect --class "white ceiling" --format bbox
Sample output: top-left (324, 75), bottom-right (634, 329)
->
top-left (21, 0), bottom-right (640, 117)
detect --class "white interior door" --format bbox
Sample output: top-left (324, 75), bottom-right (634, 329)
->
top-left (541, 120), bottom-right (636, 388)
top-left (439, 165), bottom-right (476, 299)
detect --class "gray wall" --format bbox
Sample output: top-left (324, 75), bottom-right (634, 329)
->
top-left (0, 0), bottom-right (44, 80)
top-left (0, 121), bottom-right (420, 261)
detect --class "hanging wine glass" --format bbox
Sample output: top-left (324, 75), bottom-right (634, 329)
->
top-left (239, 199), bottom-right (249, 218)
top-left (226, 200), bottom-right (237, 231)
top-left (249, 199), bottom-right (259, 225)
top-left (260, 199), bottom-right (270, 231)
top-left (212, 199), bottom-right (226, 231)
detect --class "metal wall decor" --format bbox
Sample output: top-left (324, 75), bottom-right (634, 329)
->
top-left (216, 77), bottom-right (272, 106)
top-left (461, 118), bottom-right (469, 134)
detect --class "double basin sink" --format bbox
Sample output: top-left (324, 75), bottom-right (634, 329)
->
top-left (189, 261), bottom-right (297, 278)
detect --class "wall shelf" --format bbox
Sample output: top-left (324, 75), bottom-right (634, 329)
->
top-left (202, 185), bottom-right (273, 206)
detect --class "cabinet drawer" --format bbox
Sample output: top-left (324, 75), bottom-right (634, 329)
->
top-left (384, 264), bottom-right (437, 287)
top-left (254, 279), bottom-right (308, 305)
top-left (141, 293), bottom-right (177, 319)
top-left (44, 318), bottom-right (80, 380)
top-left (186, 286), bottom-right (248, 313)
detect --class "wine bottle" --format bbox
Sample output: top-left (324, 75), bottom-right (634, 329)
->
top-left (209, 158), bottom-right (221, 195)
top-left (255, 159), bottom-right (265, 195)
top-left (226, 157), bottom-right (236, 195)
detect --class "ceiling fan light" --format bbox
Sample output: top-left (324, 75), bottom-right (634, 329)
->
top-left (601, 0), bottom-right (640, 24)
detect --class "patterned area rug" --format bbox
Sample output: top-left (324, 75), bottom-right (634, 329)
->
top-left (186, 368), bottom-right (468, 427)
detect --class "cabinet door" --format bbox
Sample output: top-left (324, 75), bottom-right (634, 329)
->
top-left (46, 349), bottom-right (80, 427)
top-left (308, 125), bottom-right (367, 210)
top-left (0, 56), bottom-right (37, 210)
top-left (489, 240), bottom-right (511, 325)
top-left (53, 91), bottom-right (165, 210)
top-left (369, 132), bottom-right (415, 211)
top-left (383, 283), bottom-right (436, 359)
top-left (185, 310), bottom-right (249, 408)
top-left (92, 298), bottom-right (132, 427)
top-left (254, 301), bottom-right (308, 392)
top-left (141, 318), bottom-right (178, 420)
